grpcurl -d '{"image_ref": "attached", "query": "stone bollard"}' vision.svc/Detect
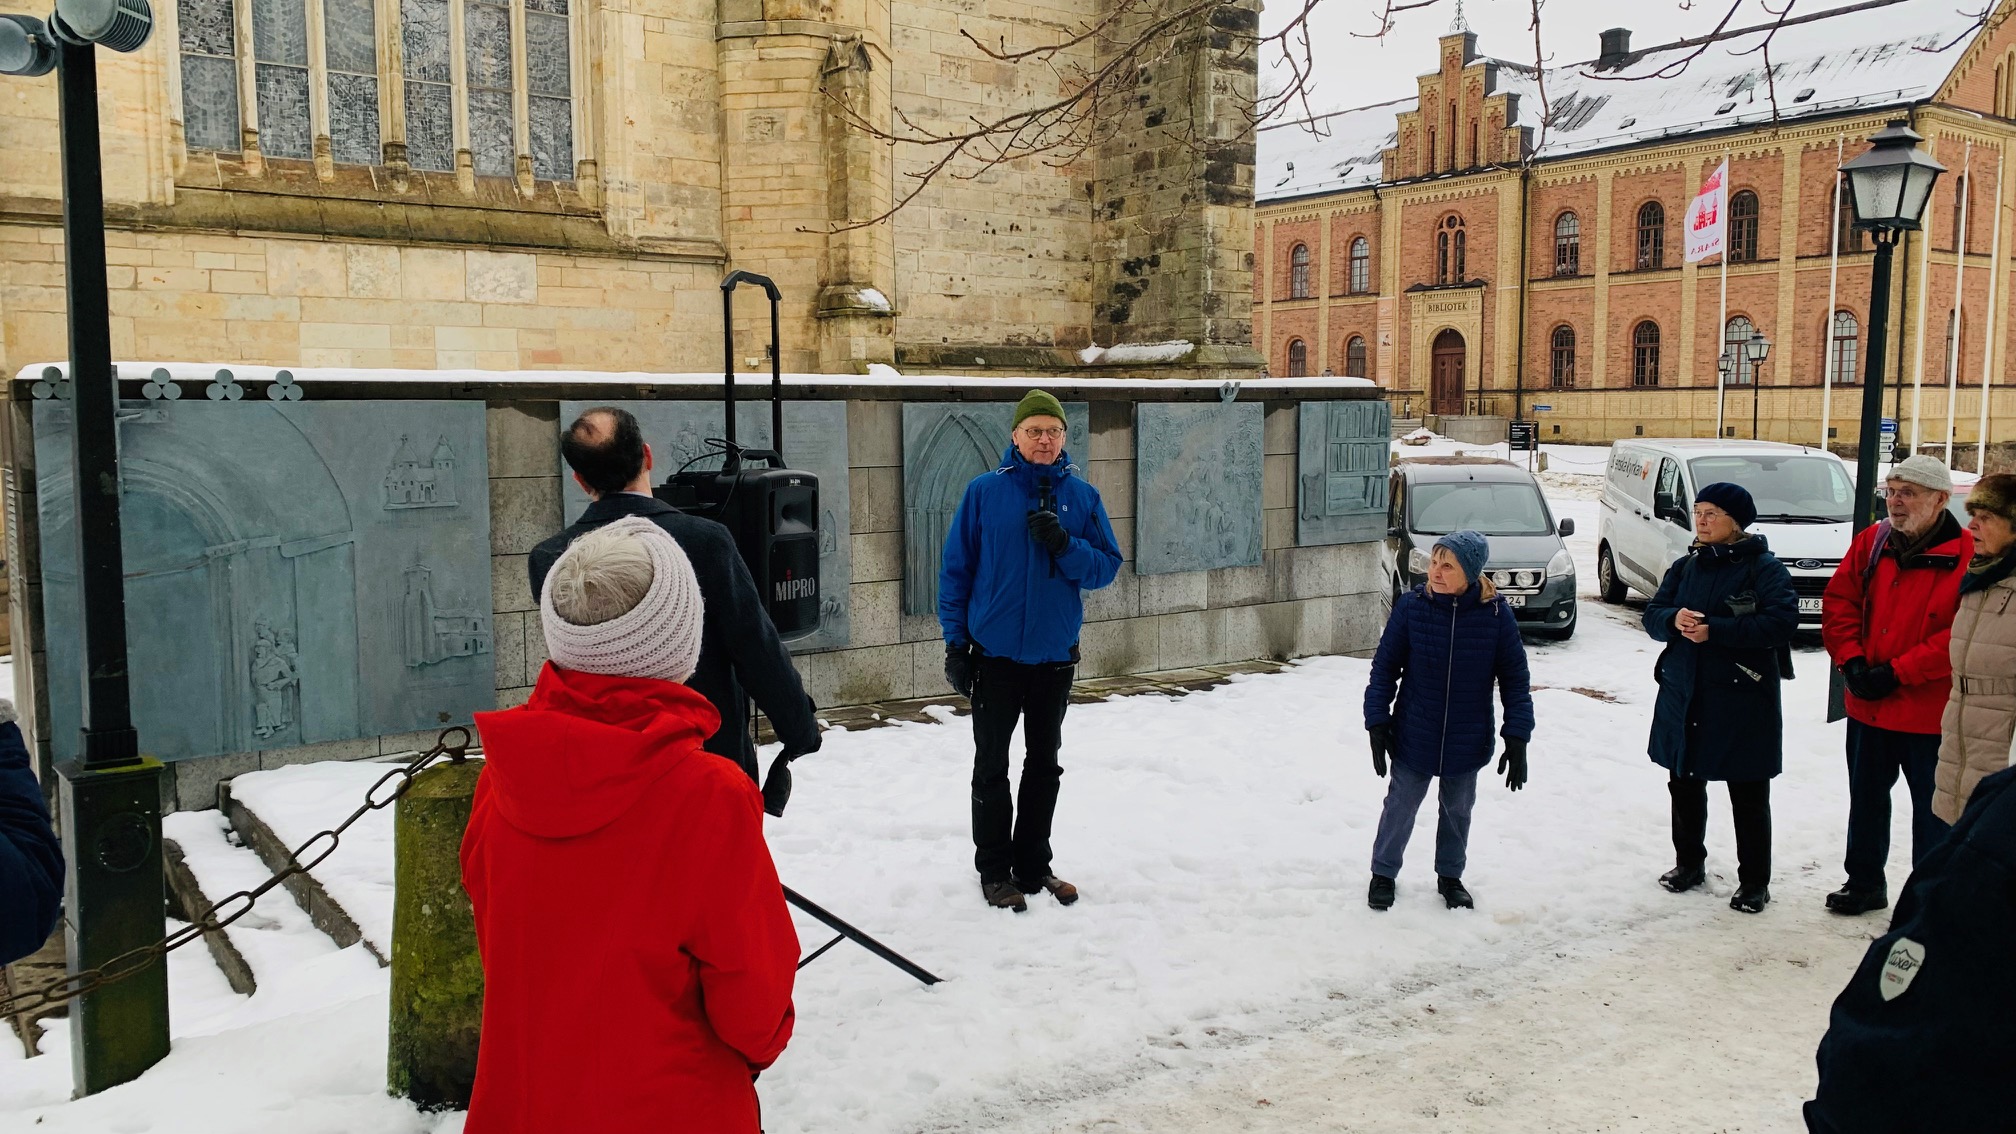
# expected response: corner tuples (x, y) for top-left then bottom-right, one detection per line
(387, 759), (485, 1110)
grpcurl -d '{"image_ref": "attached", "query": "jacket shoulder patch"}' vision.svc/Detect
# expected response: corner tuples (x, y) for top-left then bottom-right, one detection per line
(1878, 936), (1925, 1002)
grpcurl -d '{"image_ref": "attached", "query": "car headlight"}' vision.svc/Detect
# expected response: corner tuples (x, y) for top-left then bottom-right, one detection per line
(1546, 548), (1574, 578)
(1407, 547), (1431, 575)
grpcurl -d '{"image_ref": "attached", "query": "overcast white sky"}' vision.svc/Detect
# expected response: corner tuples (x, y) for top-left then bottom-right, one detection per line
(1259, 0), (1955, 116)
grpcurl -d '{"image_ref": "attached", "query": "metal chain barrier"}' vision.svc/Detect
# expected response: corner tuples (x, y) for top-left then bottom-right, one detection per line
(0, 726), (473, 1021)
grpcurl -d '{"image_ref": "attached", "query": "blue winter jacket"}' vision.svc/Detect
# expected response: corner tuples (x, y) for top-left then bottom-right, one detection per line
(0, 717), (62, 965)
(939, 446), (1123, 665)
(1364, 583), (1535, 777)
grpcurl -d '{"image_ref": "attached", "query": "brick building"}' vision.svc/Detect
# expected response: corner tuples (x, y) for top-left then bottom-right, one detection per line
(0, 0), (1263, 380)
(1256, 0), (2016, 456)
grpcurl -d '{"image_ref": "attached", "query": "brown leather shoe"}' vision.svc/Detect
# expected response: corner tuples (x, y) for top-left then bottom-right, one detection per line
(982, 880), (1028, 912)
(1017, 875), (1079, 906)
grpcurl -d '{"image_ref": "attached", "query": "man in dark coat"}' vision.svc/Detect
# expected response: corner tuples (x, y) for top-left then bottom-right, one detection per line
(1363, 529), (1534, 912)
(939, 390), (1123, 913)
(1643, 482), (1799, 913)
(0, 699), (61, 965)
(1804, 764), (2016, 1133)
(528, 407), (820, 781)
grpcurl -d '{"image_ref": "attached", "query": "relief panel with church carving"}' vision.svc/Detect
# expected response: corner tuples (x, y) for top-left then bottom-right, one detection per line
(32, 400), (495, 763)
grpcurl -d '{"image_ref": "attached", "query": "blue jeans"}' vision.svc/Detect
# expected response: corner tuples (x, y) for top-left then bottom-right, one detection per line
(1371, 762), (1480, 879)
(1843, 719), (1948, 893)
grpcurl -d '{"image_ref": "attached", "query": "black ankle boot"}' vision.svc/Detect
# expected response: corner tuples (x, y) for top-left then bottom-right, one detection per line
(1659, 865), (1706, 893)
(1367, 873), (1396, 911)
(1437, 875), (1474, 909)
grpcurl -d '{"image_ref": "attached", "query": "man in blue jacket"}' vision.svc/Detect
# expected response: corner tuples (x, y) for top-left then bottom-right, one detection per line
(0, 699), (62, 965)
(940, 391), (1122, 913)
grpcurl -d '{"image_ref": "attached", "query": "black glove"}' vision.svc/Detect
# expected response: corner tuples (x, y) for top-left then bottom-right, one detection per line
(945, 642), (977, 699)
(1856, 662), (1901, 701)
(1027, 509), (1070, 555)
(1367, 722), (1393, 777)
(1498, 737), (1528, 791)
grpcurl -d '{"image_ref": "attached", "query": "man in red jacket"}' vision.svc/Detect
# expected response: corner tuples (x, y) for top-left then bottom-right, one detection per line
(1820, 455), (1972, 916)
(464, 517), (799, 1133)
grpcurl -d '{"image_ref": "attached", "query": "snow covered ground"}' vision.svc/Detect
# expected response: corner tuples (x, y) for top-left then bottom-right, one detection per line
(0, 445), (1916, 1133)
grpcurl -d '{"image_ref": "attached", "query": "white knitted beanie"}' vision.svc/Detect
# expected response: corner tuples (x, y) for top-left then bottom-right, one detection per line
(540, 516), (705, 684)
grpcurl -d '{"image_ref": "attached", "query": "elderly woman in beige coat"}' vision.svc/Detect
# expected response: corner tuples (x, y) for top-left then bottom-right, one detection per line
(1936, 473), (2016, 823)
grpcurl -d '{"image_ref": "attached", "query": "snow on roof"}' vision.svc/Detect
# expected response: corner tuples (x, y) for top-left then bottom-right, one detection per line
(1259, 0), (1985, 204)
(11, 361), (1378, 393)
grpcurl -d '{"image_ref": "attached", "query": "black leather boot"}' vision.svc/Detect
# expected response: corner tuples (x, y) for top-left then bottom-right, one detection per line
(1437, 875), (1474, 909)
(1367, 873), (1396, 911)
(1659, 865), (1706, 893)
(1824, 885), (1888, 915)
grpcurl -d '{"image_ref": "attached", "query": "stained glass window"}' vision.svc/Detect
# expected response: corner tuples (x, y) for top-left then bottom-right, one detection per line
(324, 0), (380, 165)
(526, 0), (572, 181)
(401, 0), (453, 171)
(465, 0), (514, 177)
(253, 0), (312, 159)
(179, 0), (240, 151)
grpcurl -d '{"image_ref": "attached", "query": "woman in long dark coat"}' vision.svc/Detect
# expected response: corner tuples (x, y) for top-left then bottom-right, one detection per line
(1643, 481), (1799, 913)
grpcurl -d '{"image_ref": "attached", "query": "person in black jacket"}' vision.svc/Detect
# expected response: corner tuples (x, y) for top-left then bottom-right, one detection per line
(528, 408), (820, 781)
(1643, 481), (1799, 914)
(0, 699), (62, 966)
(1803, 763), (2016, 1134)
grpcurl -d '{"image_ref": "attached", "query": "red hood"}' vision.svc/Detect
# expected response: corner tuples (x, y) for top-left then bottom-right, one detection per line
(472, 663), (724, 839)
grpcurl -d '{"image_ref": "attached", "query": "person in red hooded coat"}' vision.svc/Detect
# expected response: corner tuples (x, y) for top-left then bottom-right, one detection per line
(463, 516), (799, 1133)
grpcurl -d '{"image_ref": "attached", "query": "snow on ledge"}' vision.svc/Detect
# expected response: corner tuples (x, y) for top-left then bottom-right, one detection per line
(1078, 340), (1195, 365)
(14, 361), (1379, 393)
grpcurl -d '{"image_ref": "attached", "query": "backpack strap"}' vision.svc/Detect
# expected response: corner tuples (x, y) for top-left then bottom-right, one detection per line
(1863, 519), (1892, 582)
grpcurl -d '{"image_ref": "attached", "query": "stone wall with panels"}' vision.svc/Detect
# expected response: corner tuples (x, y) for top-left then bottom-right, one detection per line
(3, 377), (1382, 813)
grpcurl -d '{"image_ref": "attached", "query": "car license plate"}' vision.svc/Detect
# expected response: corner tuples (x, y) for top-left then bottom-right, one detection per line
(1798, 597), (1823, 615)
(1506, 595), (1526, 607)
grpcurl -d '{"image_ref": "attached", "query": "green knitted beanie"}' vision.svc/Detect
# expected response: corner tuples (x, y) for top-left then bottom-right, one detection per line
(1012, 389), (1067, 430)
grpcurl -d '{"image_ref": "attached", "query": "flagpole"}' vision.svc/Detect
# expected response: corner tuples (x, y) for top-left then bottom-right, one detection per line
(1909, 141), (1938, 457)
(1823, 137), (1843, 452)
(1979, 147), (2004, 476)
(1716, 152), (1730, 440)
(1946, 140), (1973, 466)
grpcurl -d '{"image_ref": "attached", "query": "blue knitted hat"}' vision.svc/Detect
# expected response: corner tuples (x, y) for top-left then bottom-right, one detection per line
(1694, 481), (1757, 528)
(1433, 529), (1490, 585)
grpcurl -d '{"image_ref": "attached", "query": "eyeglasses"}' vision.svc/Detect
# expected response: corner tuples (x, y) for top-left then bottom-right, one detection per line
(1692, 507), (1729, 521)
(1019, 426), (1065, 440)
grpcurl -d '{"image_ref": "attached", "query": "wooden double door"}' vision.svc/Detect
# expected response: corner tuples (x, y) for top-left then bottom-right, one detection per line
(1430, 329), (1466, 416)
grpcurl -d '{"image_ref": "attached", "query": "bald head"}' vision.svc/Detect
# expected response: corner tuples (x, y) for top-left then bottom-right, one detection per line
(562, 407), (653, 499)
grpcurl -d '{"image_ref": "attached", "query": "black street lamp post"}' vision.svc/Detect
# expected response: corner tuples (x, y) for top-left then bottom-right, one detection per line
(1746, 332), (1771, 441)
(2, 0), (170, 1096)
(1841, 121), (1946, 532)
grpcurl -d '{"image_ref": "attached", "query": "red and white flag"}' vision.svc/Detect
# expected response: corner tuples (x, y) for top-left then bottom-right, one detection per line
(1685, 160), (1729, 263)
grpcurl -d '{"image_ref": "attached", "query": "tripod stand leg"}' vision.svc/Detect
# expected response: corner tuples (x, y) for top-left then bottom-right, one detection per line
(783, 887), (942, 986)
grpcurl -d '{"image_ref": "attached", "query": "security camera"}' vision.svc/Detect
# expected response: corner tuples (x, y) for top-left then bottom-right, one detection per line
(0, 14), (57, 76)
(49, 0), (151, 52)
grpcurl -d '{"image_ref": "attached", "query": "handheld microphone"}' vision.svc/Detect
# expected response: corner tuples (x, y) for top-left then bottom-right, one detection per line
(1038, 475), (1054, 514)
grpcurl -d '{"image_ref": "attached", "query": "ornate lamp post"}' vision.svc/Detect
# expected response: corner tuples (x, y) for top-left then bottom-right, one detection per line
(1745, 332), (1771, 440)
(2, 0), (170, 1096)
(1841, 121), (1945, 531)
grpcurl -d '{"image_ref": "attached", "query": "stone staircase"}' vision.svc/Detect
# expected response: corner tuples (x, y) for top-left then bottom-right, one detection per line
(1391, 417), (1424, 439)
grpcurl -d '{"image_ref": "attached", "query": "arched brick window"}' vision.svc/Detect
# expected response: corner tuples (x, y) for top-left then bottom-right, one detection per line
(1729, 191), (1760, 262)
(1828, 310), (1860, 386)
(1287, 338), (1309, 377)
(1436, 215), (1467, 284)
(1636, 201), (1666, 269)
(1289, 243), (1311, 299)
(1632, 320), (1661, 386)
(1836, 174), (1865, 252)
(1724, 316), (1756, 385)
(1554, 212), (1580, 276)
(1348, 237), (1370, 294)
(1344, 335), (1368, 378)
(1549, 325), (1576, 388)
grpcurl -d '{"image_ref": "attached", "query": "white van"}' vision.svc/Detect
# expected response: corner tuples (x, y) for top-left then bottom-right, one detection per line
(1597, 440), (1856, 626)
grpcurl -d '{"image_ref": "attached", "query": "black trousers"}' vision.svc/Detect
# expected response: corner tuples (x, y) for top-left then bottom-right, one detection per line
(1843, 720), (1947, 893)
(970, 655), (1075, 884)
(1670, 775), (1772, 889)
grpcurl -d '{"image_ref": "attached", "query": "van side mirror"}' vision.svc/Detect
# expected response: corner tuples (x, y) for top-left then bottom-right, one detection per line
(1557, 517), (1575, 537)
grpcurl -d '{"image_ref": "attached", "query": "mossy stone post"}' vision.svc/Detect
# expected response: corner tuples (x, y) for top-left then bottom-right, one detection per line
(387, 760), (485, 1109)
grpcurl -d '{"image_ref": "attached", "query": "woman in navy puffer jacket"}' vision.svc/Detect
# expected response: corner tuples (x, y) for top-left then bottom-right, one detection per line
(1363, 530), (1534, 911)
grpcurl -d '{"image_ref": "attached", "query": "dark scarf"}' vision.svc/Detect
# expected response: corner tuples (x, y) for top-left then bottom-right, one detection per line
(1690, 533), (1764, 562)
(1962, 550), (2016, 596)
(1887, 510), (1963, 563)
